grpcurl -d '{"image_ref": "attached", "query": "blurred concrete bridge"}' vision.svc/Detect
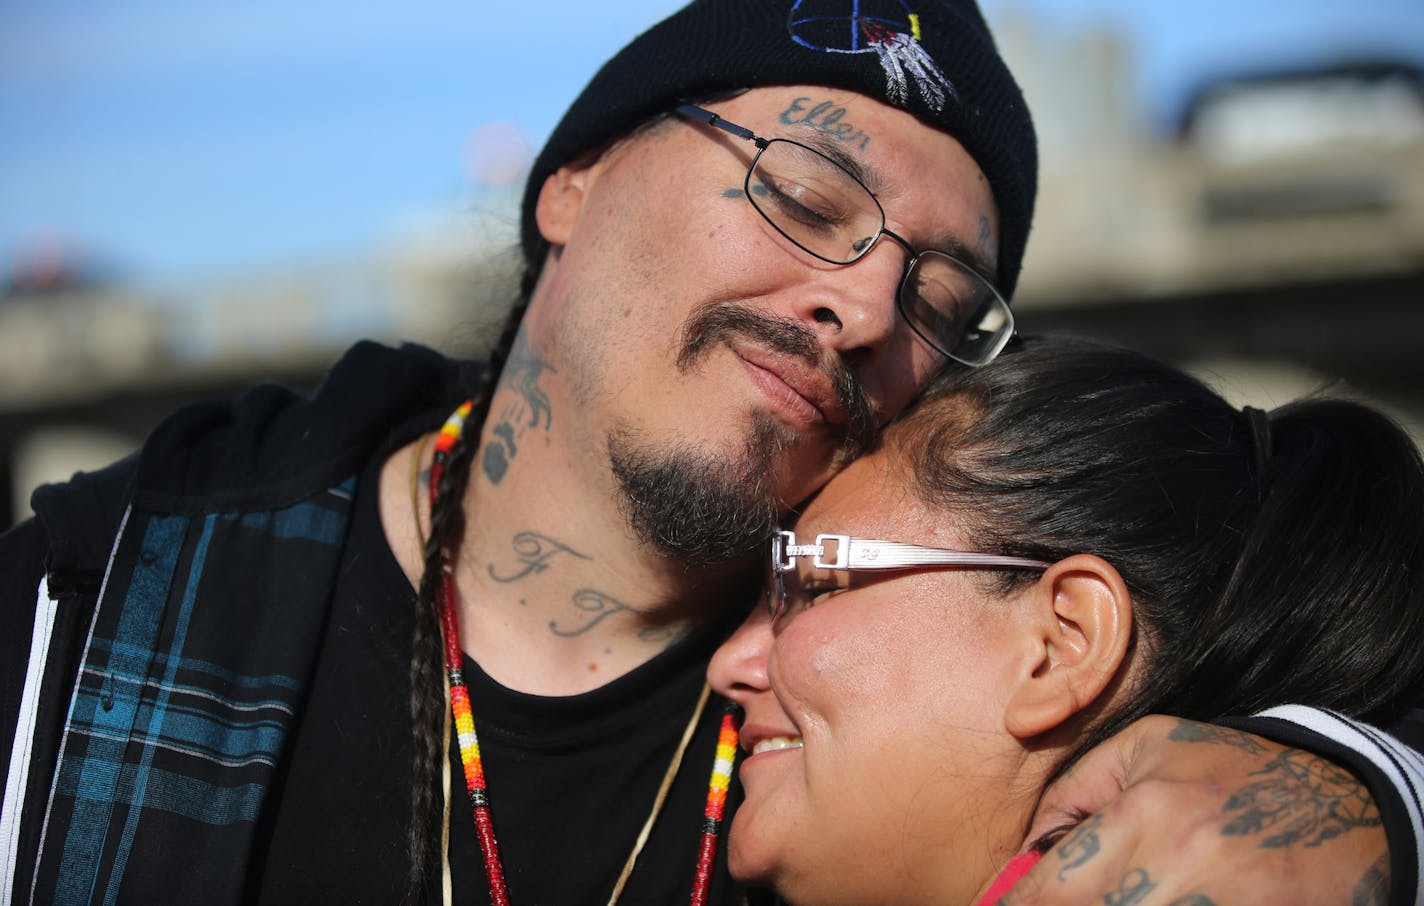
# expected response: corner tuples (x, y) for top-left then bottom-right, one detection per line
(3, 49), (1422, 525)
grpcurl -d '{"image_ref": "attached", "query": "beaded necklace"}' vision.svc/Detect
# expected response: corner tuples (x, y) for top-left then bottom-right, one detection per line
(428, 400), (739, 905)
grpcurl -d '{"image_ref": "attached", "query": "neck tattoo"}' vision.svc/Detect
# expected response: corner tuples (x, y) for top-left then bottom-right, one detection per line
(428, 400), (739, 905)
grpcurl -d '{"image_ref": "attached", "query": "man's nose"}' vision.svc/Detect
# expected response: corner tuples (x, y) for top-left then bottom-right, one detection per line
(786, 239), (906, 368)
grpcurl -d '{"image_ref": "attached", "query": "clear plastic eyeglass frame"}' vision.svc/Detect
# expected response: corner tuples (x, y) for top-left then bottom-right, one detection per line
(768, 529), (1051, 622)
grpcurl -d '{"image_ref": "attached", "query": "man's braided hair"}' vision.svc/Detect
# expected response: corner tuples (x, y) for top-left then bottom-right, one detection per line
(404, 270), (535, 902)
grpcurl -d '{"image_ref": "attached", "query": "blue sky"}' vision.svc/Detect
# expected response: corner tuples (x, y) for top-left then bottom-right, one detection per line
(3, 0), (1422, 288)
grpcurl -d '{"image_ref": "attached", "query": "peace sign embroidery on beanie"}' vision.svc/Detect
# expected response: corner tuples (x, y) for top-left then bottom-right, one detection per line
(787, 0), (957, 111)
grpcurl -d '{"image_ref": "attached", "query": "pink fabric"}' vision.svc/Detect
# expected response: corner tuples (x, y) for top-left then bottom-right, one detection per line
(974, 850), (1043, 905)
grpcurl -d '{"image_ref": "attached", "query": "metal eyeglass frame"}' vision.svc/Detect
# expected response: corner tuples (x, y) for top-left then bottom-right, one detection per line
(674, 102), (1017, 367)
(769, 529), (1051, 622)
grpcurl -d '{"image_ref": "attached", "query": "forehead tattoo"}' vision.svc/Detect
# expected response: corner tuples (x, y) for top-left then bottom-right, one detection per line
(709, 96), (999, 284)
(977, 215), (995, 268)
(774, 94), (997, 278)
(780, 95), (874, 153)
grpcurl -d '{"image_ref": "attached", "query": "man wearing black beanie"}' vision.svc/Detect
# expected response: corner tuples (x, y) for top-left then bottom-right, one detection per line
(2, 1), (1417, 904)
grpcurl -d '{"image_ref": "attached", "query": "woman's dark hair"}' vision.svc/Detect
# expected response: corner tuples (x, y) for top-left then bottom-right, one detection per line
(892, 334), (1424, 779)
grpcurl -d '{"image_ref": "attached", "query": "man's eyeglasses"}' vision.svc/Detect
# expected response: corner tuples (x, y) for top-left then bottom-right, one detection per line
(676, 103), (1017, 368)
(768, 530), (1050, 623)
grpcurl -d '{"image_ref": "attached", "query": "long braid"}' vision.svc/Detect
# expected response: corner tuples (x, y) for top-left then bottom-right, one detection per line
(406, 294), (531, 903)
(406, 115), (667, 901)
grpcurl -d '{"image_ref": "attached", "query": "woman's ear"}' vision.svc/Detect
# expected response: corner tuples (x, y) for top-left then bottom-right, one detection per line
(534, 159), (600, 247)
(1003, 554), (1134, 740)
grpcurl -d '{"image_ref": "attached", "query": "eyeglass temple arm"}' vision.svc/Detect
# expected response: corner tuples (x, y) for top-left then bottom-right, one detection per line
(777, 531), (1049, 571)
(674, 103), (764, 147)
(837, 539), (1049, 570)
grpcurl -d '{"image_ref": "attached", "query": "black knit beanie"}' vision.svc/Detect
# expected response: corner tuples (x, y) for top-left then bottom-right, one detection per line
(520, 0), (1037, 299)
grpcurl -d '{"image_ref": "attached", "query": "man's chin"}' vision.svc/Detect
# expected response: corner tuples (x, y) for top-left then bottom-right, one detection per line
(607, 421), (783, 566)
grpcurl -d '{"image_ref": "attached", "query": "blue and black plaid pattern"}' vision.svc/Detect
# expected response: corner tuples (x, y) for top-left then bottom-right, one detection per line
(31, 479), (356, 905)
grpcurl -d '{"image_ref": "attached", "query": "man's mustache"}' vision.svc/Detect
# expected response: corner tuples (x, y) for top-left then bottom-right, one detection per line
(676, 301), (878, 455)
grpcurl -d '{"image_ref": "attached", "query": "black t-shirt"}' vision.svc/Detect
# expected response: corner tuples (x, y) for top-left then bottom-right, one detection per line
(251, 424), (747, 904)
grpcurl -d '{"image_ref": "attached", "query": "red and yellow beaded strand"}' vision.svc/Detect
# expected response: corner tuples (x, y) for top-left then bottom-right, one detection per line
(690, 702), (740, 906)
(427, 400), (742, 905)
(430, 400), (510, 906)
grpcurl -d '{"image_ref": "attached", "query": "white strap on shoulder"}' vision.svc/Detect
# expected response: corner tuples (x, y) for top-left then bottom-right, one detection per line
(1, 576), (59, 906)
(1259, 704), (1424, 905)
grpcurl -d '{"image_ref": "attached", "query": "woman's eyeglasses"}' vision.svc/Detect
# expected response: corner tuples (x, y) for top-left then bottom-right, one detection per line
(769, 529), (1049, 623)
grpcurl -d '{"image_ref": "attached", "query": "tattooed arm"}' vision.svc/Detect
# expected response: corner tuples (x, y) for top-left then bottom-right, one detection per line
(999, 713), (1421, 906)
(1227, 707), (1424, 905)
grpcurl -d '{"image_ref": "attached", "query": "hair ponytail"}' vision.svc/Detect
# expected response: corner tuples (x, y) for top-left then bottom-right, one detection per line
(1185, 398), (1424, 722)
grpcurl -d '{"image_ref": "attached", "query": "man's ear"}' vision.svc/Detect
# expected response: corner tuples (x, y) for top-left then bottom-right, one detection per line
(534, 159), (600, 247)
(1003, 554), (1134, 740)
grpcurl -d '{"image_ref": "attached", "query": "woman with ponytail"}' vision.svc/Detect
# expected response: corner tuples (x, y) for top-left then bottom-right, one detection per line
(711, 334), (1424, 906)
